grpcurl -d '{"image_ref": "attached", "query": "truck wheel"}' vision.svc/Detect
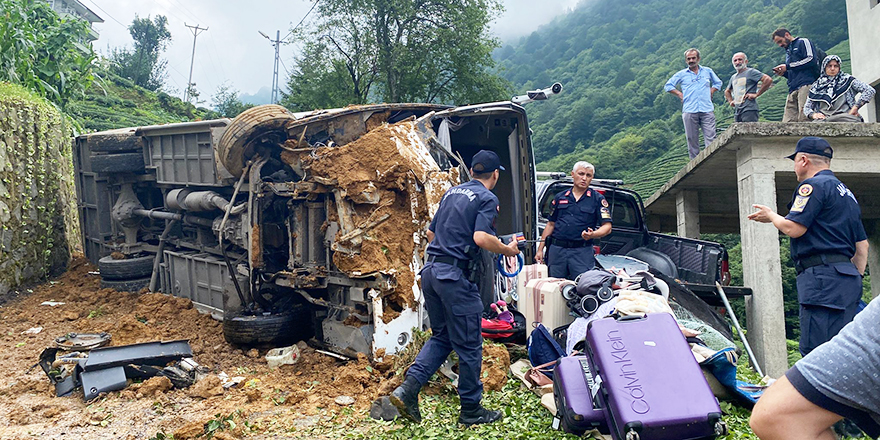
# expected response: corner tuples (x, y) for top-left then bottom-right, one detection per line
(222, 304), (311, 346)
(90, 152), (145, 174)
(86, 133), (145, 153)
(98, 255), (155, 280)
(99, 276), (151, 293)
(218, 104), (295, 178)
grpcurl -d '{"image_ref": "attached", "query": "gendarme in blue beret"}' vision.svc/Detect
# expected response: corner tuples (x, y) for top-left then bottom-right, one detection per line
(471, 150), (505, 173)
(787, 136), (833, 160)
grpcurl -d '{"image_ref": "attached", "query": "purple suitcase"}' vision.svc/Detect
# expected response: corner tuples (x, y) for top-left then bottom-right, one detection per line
(585, 313), (727, 440)
(552, 355), (608, 435)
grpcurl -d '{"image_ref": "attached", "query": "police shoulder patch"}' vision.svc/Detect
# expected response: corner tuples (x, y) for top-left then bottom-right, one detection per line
(798, 184), (813, 197)
(601, 199), (609, 208)
(790, 195), (810, 213)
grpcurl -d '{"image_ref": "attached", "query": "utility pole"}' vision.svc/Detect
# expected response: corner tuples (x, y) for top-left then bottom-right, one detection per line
(259, 30), (282, 104)
(184, 23), (208, 103)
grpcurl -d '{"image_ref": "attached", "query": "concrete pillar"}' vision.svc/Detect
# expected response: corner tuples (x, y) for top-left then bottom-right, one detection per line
(865, 220), (880, 299)
(676, 190), (701, 239)
(736, 148), (788, 379)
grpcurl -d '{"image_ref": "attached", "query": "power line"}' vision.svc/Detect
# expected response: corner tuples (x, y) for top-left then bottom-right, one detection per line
(183, 23), (208, 103)
(283, 0), (320, 42)
(79, 0), (128, 28)
(259, 30), (283, 104)
(164, 0), (203, 25)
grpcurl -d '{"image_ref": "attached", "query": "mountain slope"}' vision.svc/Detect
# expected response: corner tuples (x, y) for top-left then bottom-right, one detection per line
(496, 0), (848, 191)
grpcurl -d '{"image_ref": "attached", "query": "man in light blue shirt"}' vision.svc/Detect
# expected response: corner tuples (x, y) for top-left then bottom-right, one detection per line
(665, 48), (723, 159)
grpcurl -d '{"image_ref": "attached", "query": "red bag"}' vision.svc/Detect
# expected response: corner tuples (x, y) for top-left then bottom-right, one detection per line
(481, 318), (514, 339)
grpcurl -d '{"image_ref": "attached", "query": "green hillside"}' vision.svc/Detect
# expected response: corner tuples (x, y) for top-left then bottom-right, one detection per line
(496, 0), (849, 196)
(65, 68), (215, 133)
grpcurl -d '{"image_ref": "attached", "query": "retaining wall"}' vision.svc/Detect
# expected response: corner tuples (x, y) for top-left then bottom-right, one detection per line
(0, 83), (80, 296)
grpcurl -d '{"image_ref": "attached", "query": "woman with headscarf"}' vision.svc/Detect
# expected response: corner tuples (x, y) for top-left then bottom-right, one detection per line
(804, 55), (876, 122)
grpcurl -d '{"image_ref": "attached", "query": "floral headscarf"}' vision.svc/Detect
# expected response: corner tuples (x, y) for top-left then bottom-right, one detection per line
(808, 55), (855, 106)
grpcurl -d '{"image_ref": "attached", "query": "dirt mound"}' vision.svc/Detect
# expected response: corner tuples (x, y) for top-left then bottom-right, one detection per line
(0, 255), (517, 438)
(297, 121), (458, 319)
(482, 343), (511, 391)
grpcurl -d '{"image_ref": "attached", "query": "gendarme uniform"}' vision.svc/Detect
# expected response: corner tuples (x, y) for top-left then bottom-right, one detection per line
(546, 187), (612, 279)
(785, 138), (866, 356)
(405, 153), (501, 411)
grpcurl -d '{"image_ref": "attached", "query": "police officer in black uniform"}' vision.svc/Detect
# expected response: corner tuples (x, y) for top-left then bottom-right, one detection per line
(390, 150), (520, 426)
(749, 137), (868, 356)
(536, 161), (612, 279)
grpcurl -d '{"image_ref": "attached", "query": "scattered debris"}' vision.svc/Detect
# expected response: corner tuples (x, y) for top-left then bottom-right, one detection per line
(266, 344), (300, 368)
(22, 327), (43, 335)
(54, 332), (111, 350)
(370, 396), (402, 421)
(316, 349), (350, 361)
(40, 301), (65, 306)
(36, 338), (193, 401)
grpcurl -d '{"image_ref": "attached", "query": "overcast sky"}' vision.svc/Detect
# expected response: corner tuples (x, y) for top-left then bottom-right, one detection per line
(82, 0), (580, 104)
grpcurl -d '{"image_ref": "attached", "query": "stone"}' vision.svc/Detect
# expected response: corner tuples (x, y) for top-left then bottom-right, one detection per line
(334, 395), (355, 406)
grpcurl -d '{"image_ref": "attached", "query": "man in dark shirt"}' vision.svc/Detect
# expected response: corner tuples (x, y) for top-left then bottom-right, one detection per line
(772, 28), (821, 122)
(390, 150), (520, 426)
(536, 161), (612, 279)
(748, 137), (868, 355)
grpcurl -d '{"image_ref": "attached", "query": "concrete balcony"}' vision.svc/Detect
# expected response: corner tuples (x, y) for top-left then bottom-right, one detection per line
(643, 121), (880, 378)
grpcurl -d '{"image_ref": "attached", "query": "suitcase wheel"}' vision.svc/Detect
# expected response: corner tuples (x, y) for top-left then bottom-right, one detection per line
(625, 430), (640, 440)
(714, 420), (729, 436)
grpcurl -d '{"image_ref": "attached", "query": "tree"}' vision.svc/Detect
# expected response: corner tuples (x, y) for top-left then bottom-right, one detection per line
(211, 82), (254, 118)
(283, 0), (510, 110)
(110, 15), (171, 91)
(0, 0), (96, 107)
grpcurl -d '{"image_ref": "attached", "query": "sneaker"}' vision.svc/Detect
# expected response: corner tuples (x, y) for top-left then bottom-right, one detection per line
(459, 403), (503, 426)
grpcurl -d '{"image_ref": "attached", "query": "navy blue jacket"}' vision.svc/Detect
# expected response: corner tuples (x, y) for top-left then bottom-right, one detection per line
(426, 180), (498, 261)
(785, 170), (866, 260)
(548, 188), (612, 243)
(783, 37), (820, 93)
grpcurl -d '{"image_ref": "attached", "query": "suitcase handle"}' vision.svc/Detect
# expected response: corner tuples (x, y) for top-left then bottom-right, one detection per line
(615, 314), (647, 322)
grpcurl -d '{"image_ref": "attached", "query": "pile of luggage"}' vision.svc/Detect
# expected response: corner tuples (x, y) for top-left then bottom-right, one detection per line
(511, 263), (755, 440)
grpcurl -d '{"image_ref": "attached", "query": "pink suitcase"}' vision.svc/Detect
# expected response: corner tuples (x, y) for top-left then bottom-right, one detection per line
(524, 278), (576, 332)
(516, 263), (548, 303)
(585, 313), (727, 440)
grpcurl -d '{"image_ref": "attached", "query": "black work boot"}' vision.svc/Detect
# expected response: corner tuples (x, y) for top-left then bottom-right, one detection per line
(389, 377), (422, 423)
(459, 402), (503, 426)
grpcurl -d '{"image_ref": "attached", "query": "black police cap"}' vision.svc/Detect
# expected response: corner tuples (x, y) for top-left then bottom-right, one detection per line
(471, 150), (505, 173)
(786, 136), (833, 160)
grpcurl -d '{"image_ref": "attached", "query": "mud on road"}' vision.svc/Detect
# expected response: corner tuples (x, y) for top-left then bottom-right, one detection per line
(0, 257), (510, 439)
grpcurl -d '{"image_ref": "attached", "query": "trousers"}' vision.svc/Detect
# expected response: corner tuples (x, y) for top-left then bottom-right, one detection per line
(547, 244), (596, 281)
(406, 262), (484, 404)
(682, 112), (717, 159)
(796, 262), (863, 356)
(783, 84), (811, 122)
